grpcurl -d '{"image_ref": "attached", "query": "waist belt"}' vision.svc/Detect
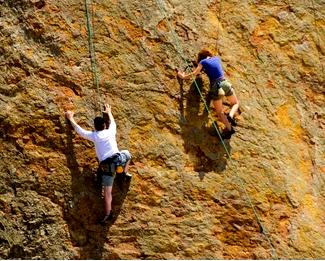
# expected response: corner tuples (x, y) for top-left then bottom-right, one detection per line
(100, 153), (120, 165)
(211, 78), (226, 86)
(99, 153), (120, 175)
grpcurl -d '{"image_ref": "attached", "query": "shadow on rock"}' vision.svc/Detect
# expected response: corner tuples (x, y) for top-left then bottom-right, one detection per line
(63, 121), (130, 259)
(178, 77), (231, 178)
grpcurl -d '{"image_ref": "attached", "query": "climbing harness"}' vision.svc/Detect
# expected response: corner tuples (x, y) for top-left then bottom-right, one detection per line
(84, 0), (102, 112)
(155, 0), (277, 258)
(98, 153), (126, 176)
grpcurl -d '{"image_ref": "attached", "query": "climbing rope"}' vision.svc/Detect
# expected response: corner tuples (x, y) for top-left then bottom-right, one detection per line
(84, 0), (102, 112)
(155, 0), (230, 154)
(155, 0), (277, 258)
(155, 0), (230, 153)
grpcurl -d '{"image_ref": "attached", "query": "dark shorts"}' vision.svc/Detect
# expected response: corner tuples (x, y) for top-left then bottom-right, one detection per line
(209, 79), (234, 100)
(102, 175), (114, 187)
(97, 150), (132, 187)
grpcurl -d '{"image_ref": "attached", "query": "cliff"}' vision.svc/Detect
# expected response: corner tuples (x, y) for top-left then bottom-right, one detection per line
(0, 0), (324, 259)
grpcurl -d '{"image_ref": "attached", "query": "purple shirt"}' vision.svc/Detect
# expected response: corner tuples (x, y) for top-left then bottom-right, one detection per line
(199, 56), (224, 82)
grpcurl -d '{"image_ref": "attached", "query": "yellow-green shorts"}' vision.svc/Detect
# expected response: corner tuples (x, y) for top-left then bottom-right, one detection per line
(209, 79), (234, 100)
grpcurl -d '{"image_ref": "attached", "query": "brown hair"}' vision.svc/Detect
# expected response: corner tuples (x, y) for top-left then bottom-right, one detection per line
(197, 49), (213, 63)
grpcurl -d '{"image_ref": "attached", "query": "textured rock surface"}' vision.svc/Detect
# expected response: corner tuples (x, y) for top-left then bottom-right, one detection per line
(0, 0), (324, 259)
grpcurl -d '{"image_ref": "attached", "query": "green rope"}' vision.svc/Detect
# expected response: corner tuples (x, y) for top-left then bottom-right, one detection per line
(84, 0), (102, 113)
(155, 0), (277, 259)
(155, 0), (230, 157)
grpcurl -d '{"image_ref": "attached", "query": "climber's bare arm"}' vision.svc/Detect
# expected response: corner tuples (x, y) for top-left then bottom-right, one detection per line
(177, 63), (203, 79)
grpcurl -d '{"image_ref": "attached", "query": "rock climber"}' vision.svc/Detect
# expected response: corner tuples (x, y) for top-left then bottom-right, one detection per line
(177, 49), (239, 139)
(65, 102), (131, 224)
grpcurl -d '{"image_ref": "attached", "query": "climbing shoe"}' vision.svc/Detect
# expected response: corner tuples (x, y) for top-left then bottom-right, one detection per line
(99, 212), (114, 225)
(221, 127), (235, 140)
(124, 172), (132, 181)
(125, 172), (132, 178)
(226, 114), (237, 127)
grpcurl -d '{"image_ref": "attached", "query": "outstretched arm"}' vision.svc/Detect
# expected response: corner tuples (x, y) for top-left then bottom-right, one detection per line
(102, 103), (116, 130)
(102, 106), (110, 129)
(65, 111), (78, 128)
(177, 63), (203, 80)
(65, 111), (94, 141)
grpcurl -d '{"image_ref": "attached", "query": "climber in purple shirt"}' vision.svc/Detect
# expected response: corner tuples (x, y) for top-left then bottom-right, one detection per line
(178, 49), (240, 139)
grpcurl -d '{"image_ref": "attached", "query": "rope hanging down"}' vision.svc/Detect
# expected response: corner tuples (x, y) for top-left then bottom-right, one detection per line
(84, 0), (102, 112)
(155, 0), (229, 154)
(155, 0), (277, 259)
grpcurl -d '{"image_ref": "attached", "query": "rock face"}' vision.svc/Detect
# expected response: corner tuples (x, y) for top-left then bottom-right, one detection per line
(0, 0), (324, 259)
